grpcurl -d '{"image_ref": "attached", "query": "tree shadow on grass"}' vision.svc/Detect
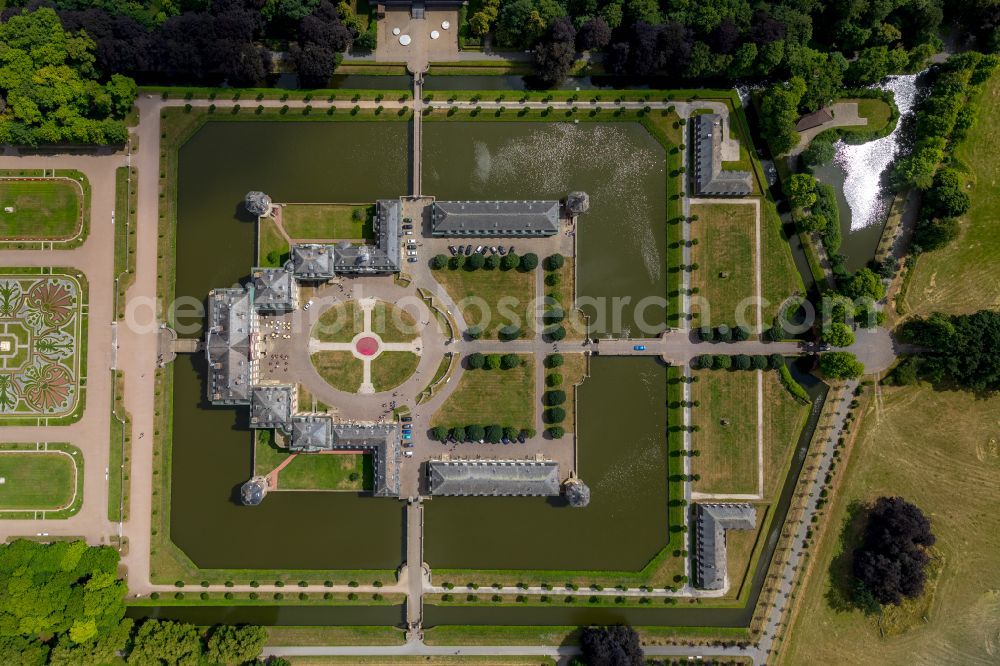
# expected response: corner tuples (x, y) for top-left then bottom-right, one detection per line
(824, 499), (871, 613)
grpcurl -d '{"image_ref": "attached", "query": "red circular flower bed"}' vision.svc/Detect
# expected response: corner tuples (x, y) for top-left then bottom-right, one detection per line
(356, 336), (379, 356)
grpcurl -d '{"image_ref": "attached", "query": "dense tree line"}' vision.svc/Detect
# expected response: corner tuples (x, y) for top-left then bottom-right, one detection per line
(578, 624), (643, 665)
(852, 496), (935, 607)
(897, 309), (1000, 394)
(0, 540), (267, 665)
(2, 0), (370, 88)
(0, 8), (135, 145)
(508, 0), (944, 86)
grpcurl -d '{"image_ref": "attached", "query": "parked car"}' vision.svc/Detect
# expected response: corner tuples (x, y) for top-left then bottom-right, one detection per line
(475, 245), (484, 254)
(404, 229), (413, 235)
(402, 432), (412, 440)
(403, 441), (413, 448)
(448, 246), (457, 255)
(401, 416), (413, 422)
(489, 246), (498, 254)
(464, 246), (472, 256)
(501, 437), (510, 444)
(303, 299), (314, 311)
(404, 450), (413, 457)
(633, 345), (646, 351)
(819, 343), (831, 352)
(407, 250), (418, 257)
(508, 245), (515, 255)
(407, 257), (418, 263)
(402, 224), (413, 230)
(517, 433), (526, 443)
(498, 246), (507, 255)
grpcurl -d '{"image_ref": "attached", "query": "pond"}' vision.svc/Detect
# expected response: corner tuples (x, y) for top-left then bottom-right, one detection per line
(170, 120), (410, 570)
(423, 121), (667, 336)
(424, 356), (669, 571)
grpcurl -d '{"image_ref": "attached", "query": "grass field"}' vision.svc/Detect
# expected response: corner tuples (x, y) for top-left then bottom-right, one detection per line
(0, 179), (81, 239)
(432, 266), (536, 338)
(313, 302), (363, 342)
(779, 384), (1000, 666)
(311, 351), (363, 393)
(370, 301), (418, 342)
(286, 657), (555, 665)
(432, 356), (534, 429)
(266, 626), (406, 647)
(254, 430), (290, 476)
(762, 369), (810, 498)
(761, 202), (806, 325)
(0, 451), (75, 510)
(845, 97), (893, 132)
(559, 353), (589, 434)
(282, 203), (374, 240)
(903, 72), (1000, 316)
(258, 217), (289, 267)
(279, 453), (372, 491)
(690, 203), (757, 329)
(370, 352), (419, 392)
(690, 370), (758, 494)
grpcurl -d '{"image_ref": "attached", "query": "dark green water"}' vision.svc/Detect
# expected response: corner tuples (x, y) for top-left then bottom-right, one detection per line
(424, 356), (668, 571)
(170, 120), (409, 570)
(423, 121), (667, 336)
(127, 604), (406, 626)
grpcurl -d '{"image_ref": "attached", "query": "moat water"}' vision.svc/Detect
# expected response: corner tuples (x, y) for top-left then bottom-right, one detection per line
(164, 118), (825, 628)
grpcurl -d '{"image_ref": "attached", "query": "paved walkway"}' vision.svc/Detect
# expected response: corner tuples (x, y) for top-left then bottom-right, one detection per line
(790, 102), (867, 156)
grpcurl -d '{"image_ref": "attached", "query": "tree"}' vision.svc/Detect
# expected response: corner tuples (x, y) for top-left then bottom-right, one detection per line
(486, 424), (504, 443)
(467, 424), (486, 441)
(785, 173), (817, 210)
(922, 168), (970, 219)
(544, 407), (566, 423)
(577, 17), (611, 51)
(818, 351), (864, 379)
(451, 426), (466, 442)
(546, 373), (562, 387)
(500, 253), (519, 270)
(546, 354), (564, 368)
(801, 133), (837, 168)
(544, 253), (565, 270)
(0, 636), (49, 666)
(914, 216), (959, 251)
(128, 620), (202, 666)
(714, 355), (732, 370)
(466, 326), (483, 341)
(579, 624), (643, 665)
(758, 77), (805, 156)
(547, 325), (567, 341)
(500, 353), (520, 369)
(900, 310), (1000, 394)
(466, 352), (485, 369)
(430, 426), (449, 442)
(697, 354), (714, 369)
(499, 325), (522, 341)
(698, 326), (715, 342)
(206, 625), (267, 665)
(467, 252), (486, 270)
(732, 325), (750, 342)
(733, 354), (752, 370)
(768, 353), (785, 369)
(484, 254), (501, 270)
(822, 322), (855, 347)
(450, 254), (466, 270)
(430, 254), (448, 269)
(520, 253), (539, 271)
(853, 497), (935, 606)
(751, 354), (768, 370)
(841, 267), (886, 302)
(544, 390), (566, 406)
(503, 426), (519, 440)
(486, 354), (502, 370)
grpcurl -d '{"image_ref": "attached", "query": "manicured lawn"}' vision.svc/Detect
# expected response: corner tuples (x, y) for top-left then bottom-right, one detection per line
(778, 385), (1000, 665)
(546, 258), (586, 339)
(258, 217), (289, 267)
(266, 626), (406, 647)
(0, 179), (80, 239)
(432, 355), (535, 428)
(0, 452), (75, 510)
(847, 97), (893, 132)
(763, 369), (810, 498)
(313, 302), (363, 342)
(282, 203), (374, 240)
(254, 430), (291, 477)
(279, 453), (372, 491)
(725, 504), (768, 598)
(690, 203), (757, 329)
(370, 352), (419, 392)
(690, 370), (758, 495)
(761, 202), (806, 325)
(371, 301), (418, 342)
(904, 71), (1000, 317)
(432, 266), (536, 338)
(558, 353), (588, 433)
(311, 351), (363, 393)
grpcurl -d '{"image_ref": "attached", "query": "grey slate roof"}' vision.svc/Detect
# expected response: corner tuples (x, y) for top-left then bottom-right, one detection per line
(794, 108), (834, 131)
(693, 503), (757, 590)
(249, 385), (295, 430)
(291, 244), (336, 280)
(288, 416), (401, 497)
(251, 267), (297, 312)
(692, 114), (753, 197)
(426, 459), (561, 497)
(205, 287), (256, 404)
(430, 200), (560, 236)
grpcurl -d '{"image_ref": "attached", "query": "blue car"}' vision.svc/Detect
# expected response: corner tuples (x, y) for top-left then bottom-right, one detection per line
(633, 344), (646, 351)
(402, 433), (412, 440)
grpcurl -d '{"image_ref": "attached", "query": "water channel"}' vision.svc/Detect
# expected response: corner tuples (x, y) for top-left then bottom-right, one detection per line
(161, 115), (830, 628)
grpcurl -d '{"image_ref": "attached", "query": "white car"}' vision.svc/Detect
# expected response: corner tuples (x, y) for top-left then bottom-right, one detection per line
(407, 250), (418, 256)
(404, 451), (413, 457)
(303, 299), (314, 310)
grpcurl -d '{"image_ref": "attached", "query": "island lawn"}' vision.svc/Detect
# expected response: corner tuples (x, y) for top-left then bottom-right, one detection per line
(258, 217), (289, 267)
(690, 203), (757, 329)
(282, 203), (374, 240)
(279, 452), (372, 491)
(311, 351), (363, 393)
(370, 301), (419, 342)
(431, 355), (535, 429)
(0, 179), (80, 239)
(432, 266), (536, 338)
(370, 352), (419, 392)
(690, 370), (758, 495)
(0, 452), (75, 510)
(313, 302), (364, 342)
